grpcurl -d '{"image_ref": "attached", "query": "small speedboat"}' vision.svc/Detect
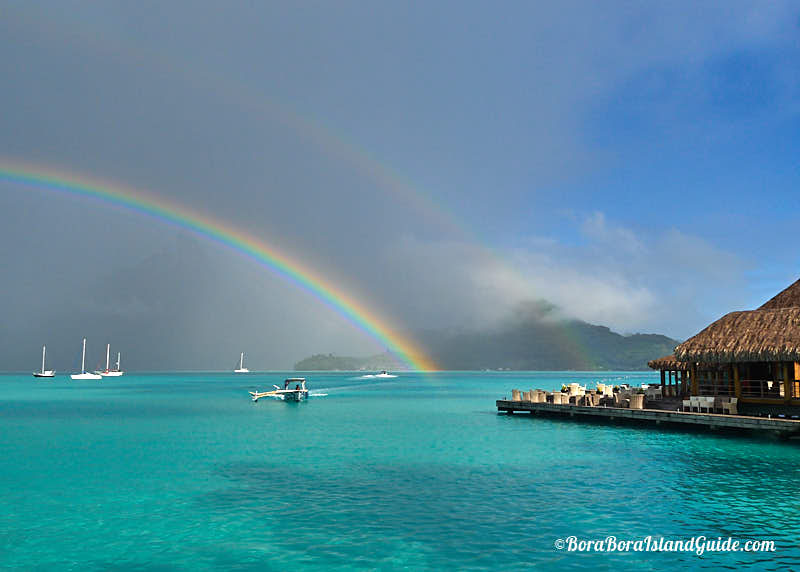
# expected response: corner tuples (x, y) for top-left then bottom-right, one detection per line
(374, 370), (396, 378)
(250, 378), (309, 402)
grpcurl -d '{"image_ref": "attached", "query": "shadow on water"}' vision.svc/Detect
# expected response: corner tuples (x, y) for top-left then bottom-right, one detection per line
(497, 408), (800, 445)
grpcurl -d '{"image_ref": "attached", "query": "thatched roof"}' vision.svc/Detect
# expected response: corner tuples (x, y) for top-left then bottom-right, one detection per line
(647, 355), (690, 371)
(647, 354), (727, 371)
(674, 307), (800, 363)
(758, 278), (800, 310)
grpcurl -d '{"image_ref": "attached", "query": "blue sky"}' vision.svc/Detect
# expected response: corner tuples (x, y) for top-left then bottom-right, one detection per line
(1, 2), (799, 367)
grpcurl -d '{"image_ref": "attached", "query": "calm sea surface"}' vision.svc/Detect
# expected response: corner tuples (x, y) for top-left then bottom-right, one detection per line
(0, 371), (798, 570)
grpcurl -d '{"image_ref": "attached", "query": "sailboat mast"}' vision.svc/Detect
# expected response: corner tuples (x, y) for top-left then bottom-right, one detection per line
(106, 344), (110, 371)
(42, 345), (46, 374)
(116, 352), (121, 370)
(81, 338), (86, 373)
(240, 352), (244, 370)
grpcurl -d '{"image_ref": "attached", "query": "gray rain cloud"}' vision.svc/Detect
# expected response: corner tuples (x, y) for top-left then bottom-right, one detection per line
(1, 2), (798, 369)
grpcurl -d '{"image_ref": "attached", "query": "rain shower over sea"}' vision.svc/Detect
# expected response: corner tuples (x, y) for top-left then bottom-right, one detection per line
(1, 370), (798, 570)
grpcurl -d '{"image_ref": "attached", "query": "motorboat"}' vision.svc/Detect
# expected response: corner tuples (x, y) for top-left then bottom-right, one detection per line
(360, 370), (397, 379)
(250, 377), (309, 402)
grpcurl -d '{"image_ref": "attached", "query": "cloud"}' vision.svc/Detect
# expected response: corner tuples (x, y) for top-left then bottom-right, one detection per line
(380, 212), (748, 339)
(0, 3), (796, 369)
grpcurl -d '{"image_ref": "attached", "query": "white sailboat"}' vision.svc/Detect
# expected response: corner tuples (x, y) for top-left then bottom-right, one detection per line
(97, 344), (124, 377)
(32, 345), (55, 378)
(70, 338), (102, 380)
(234, 352), (250, 373)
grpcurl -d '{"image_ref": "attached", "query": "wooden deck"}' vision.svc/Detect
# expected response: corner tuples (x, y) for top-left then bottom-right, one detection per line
(496, 400), (800, 439)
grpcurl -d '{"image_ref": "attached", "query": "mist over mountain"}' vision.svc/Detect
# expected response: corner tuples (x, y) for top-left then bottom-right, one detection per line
(297, 301), (680, 371)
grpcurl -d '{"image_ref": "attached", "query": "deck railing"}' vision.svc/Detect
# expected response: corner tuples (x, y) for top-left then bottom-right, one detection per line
(740, 379), (784, 399)
(697, 382), (732, 397)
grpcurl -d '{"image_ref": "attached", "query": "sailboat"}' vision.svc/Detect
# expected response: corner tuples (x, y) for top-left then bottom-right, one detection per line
(234, 352), (250, 373)
(97, 344), (124, 377)
(32, 345), (55, 378)
(70, 338), (102, 380)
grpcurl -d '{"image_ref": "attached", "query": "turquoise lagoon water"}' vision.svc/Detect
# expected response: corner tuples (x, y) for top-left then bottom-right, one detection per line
(1, 370), (799, 570)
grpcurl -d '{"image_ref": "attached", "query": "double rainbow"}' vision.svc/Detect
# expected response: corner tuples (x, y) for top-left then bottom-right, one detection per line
(0, 162), (436, 371)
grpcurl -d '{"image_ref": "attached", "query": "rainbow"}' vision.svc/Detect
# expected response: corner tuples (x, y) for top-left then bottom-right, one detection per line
(0, 161), (437, 371)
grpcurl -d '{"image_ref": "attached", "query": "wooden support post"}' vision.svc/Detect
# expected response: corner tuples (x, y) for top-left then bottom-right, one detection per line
(784, 362), (793, 403)
(661, 369), (665, 394)
(733, 364), (741, 399)
(691, 364), (698, 396)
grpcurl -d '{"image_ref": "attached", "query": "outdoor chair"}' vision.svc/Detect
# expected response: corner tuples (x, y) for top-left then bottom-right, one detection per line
(682, 399), (691, 412)
(568, 383), (585, 397)
(552, 392), (563, 405)
(722, 398), (738, 415)
(645, 386), (663, 401)
(511, 389), (521, 402)
(629, 393), (645, 410)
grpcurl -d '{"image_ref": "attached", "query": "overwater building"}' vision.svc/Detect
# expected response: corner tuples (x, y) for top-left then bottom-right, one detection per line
(649, 278), (800, 409)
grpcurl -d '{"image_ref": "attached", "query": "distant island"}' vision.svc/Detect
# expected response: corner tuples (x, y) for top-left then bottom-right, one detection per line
(295, 301), (680, 371)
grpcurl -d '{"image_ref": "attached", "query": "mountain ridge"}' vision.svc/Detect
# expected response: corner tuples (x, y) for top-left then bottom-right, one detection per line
(295, 306), (679, 371)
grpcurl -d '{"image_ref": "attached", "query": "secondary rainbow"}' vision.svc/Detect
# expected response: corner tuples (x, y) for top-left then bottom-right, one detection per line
(0, 162), (436, 371)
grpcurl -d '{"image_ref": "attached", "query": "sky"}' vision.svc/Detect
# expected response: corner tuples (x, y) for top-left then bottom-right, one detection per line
(2, 1), (800, 370)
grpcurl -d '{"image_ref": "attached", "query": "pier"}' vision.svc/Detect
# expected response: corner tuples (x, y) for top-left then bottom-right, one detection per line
(496, 400), (800, 439)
